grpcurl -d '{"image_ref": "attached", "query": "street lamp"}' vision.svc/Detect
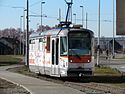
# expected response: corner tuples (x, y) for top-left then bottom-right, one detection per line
(97, 0), (101, 66)
(20, 16), (23, 55)
(41, 1), (45, 31)
(73, 13), (76, 24)
(80, 6), (84, 27)
(23, 9), (27, 56)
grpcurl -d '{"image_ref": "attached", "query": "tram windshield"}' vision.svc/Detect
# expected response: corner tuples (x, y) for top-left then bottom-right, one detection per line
(60, 36), (68, 56)
(68, 31), (91, 56)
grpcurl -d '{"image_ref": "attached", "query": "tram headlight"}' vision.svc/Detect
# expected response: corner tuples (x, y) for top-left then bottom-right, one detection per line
(88, 60), (90, 63)
(70, 60), (73, 63)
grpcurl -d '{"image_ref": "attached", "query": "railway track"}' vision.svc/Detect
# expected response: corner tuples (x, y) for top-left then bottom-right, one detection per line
(64, 82), (125, 94)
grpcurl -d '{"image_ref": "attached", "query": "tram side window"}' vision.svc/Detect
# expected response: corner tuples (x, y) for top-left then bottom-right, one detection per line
(29, 39), (35, 51)
(39, 38), (43, 51)
(46, 36), (50, 52)
(39, 38), (43, 42)
(60, 37), (67, 56)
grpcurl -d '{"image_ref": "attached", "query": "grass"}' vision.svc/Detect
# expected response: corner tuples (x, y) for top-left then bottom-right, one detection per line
(114, 57), (125, 60)
(0, 55), (23, 66)
(113, 83), (125, 88)
(94, 66), (125, 88)
(94, 66), (121, 76)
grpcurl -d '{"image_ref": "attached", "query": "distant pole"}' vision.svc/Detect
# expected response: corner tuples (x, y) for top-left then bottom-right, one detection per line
(41, 1), (45, 31)
(23, 9), (26, 56)
(20, 16), (23, 55)
(59, 8), (61, 23)
(86, 12), (88, 29)
(71, 0), (73, 22)
(80, 6), (84, 27)
(112, 0), (115, 58)
(73, 13), (76, 24)
(26, 0), (29, 67)
(97, 0), (101, 66)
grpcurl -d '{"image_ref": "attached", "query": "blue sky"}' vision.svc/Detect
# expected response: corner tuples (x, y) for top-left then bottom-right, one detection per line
(0, 0), (116, 37)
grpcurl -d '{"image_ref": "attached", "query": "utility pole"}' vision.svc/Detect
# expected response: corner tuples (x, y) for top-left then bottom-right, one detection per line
(112, 0), (115, 58)
(26, 0), (29, 67)
(97, 0), (101, 66)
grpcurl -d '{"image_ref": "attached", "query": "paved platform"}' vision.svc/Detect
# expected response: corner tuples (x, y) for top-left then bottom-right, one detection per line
(0, 65), (85, 94)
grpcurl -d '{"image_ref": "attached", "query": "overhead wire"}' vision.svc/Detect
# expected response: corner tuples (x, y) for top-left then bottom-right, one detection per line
(0, 4), (12, 8)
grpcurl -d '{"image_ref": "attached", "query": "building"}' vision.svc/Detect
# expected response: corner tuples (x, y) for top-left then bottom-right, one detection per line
(95, 37), (125, 53)
(0, 37), (24, 55)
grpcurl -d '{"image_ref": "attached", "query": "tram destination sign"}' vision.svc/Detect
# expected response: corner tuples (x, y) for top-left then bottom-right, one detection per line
(116, 0), (125, 35)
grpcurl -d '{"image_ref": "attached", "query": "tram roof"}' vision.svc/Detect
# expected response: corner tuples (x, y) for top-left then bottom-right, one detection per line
(29, 27), (93, 38)
(40, 28), (69, 36)
(29, 31), (41, 38)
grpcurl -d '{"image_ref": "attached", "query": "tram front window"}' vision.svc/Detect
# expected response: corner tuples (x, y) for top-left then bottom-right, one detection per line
(60, 36), (68, 56)
(68, 32), (91, 56)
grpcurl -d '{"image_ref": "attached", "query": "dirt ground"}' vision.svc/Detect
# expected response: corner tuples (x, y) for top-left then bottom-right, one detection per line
(0, 76), (30, 94)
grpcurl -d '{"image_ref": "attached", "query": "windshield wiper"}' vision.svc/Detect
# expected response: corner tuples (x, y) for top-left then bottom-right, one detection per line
(70, 49), (81, 60)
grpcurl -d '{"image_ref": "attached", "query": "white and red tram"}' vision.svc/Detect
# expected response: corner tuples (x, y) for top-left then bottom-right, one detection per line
(29, 25), (95, 77)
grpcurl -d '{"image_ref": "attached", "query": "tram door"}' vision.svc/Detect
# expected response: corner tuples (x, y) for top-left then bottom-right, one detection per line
(51, 38), (59, 75)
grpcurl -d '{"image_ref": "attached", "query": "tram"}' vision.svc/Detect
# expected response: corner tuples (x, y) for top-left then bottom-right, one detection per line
(29, 24), (95, 77)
